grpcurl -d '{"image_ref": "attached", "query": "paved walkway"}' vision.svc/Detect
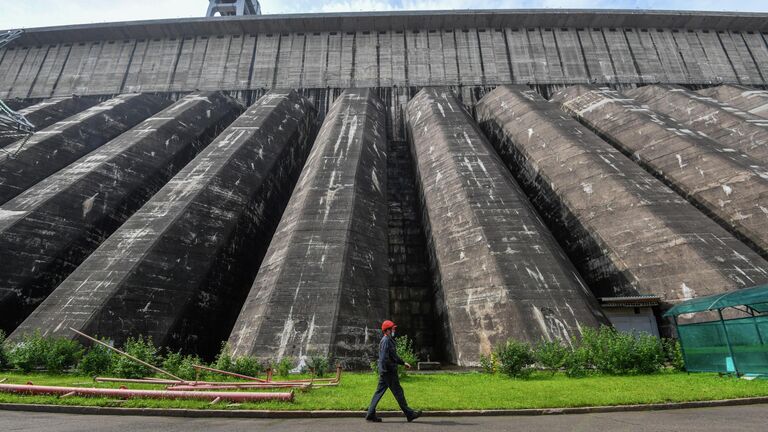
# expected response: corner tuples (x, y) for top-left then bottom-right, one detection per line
(1, 404), (767, 431)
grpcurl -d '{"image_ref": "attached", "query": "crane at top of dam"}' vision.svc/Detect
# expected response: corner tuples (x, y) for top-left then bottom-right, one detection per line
(206, 0), (261, 17)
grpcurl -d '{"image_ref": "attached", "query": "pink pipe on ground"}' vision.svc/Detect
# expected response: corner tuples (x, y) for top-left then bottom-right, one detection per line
(167, 384), (309, 391)
(0, 384), (293, 402)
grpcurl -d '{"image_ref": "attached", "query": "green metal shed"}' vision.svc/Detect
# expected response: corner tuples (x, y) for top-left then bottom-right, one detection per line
(664, 285), (768, 376)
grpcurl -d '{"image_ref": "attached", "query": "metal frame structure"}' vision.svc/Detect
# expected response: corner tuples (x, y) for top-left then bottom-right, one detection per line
(665, 285), (768, 377)
(0, 30), (35, 138)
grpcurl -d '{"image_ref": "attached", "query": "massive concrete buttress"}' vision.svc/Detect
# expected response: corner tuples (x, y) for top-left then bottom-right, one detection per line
(10, 91), (317, 356)
(228, 89), (388, 367)
(406, 88), (607, 366)
(0, 96), (101, 147)
(476, 86), (768, 317)
(552, 85), (768, 261)
(0, 92), (242, 334)
(626, 85), (768, 161)
(697, 85), (768, 120)
(0, 94), (170, 205)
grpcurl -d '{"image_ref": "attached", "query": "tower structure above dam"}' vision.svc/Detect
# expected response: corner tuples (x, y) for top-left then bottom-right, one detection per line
(3, 8), (768, 367)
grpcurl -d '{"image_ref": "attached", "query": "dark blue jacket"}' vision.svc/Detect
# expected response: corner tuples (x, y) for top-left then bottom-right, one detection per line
(377, 334), (404, 374)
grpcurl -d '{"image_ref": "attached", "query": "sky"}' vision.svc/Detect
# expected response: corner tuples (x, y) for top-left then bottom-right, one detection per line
(1, 0), (767, 30)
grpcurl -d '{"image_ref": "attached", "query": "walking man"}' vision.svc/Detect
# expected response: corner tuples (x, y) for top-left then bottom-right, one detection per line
(365, 320), (422, 423)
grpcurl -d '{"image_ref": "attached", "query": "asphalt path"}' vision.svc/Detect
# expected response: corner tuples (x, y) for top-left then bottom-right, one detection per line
(1, 404), (767, 431)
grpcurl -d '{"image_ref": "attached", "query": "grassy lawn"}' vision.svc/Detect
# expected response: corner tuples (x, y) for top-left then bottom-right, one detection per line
(1, 371), (767, 411)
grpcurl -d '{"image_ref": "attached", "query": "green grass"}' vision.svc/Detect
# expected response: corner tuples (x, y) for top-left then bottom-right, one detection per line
(1, 371), (768, 411)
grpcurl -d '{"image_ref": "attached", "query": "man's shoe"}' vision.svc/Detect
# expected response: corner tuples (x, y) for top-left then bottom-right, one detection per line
(406, 410), (422, 422)
(365, 415), (383, 422)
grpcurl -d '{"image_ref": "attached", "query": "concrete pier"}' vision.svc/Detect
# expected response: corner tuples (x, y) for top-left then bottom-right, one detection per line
(552, 85), (768, 261)
(406, 88), (607, 365)
(0, 92), (242, 334)
(228, 89), (388, 368)
(0, 94), (170, 205)
(0, 96), (101, 147)
(476, 86), (768, 317)
(697, 85), (768, 119)
(10, 91), (317, 356)
(626, 85), (768, 161)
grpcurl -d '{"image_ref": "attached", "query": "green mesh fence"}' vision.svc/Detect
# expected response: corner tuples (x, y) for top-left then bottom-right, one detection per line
(677, 315), (768, 374)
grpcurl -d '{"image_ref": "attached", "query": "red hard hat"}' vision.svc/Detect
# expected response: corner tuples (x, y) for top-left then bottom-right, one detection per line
(381, 320), (397, 332)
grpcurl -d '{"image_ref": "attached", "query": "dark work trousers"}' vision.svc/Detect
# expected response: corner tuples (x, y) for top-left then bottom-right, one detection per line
(366, 371), (415, 418)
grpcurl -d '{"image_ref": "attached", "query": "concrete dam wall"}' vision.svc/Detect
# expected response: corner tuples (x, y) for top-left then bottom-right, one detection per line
(3, 9), (768, 367)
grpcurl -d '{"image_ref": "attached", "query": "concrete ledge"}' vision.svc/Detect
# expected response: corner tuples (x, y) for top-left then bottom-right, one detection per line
(2, 397), (768, 418)
(8, 9), (768, 46)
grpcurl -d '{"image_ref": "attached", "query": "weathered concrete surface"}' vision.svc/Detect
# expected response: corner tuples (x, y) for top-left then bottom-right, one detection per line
(476, 86), (768, 317)
(0, 92), (242, 334)
(406, 88), (606, 365)
(698, 85), (768, 119)
(626, 85), (768, 161)
(552, 85), (768, 261)
(0, 96), (101, 147)
(3, 11), (768, 96)
(10, 91), (317, 356)
(0, 94), (170, 205)
(228, 89), (387, 367)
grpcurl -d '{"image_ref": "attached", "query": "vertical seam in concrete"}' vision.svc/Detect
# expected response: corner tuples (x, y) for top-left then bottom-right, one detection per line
(620, 29), (644, 84)
(452, 30), (461, 85)
(738, 32), (767, 84)
(271, 34), (282, 89)
(221, 36), (235, 90)
(401, 31), (409, 87)
(578, 30), (597, 83)
(376, 32), (381, 88)
(246, 34), (258, 92)
(644, 30), (665, 84)
(119, 40), (139, 94)
(501, 27), (515, 84)
(426, 31), (433, 86)
(716, 31), (742, 84)
(350, 33), (356, 88)
(693, 31), (718, 83)
(761, 32), (768, 85)
(324, 33), (330, 89)
(550, 29), (567, 85)
(298, 33), (307, 89)
(49, 44), (72, 98)
(474, 29), (487, 86)
(573, 30), (590, 81)
(195, 37), (211, 90)
(669, 31), (693, 83)
(7, 47), (31, 96)
(597, 29), (619, 85)
(25, 45), (52, 99)
(170, 37), (194, 92)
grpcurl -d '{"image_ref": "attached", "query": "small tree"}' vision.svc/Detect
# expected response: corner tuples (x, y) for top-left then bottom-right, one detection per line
(494, 340), (534, 378)
(7, 331), (49, 373)
(534, 339), (570, 375)
(305, 353), (329, 378)
(79, 342), (114, 376)
(45, 338), (83, 373)
(479, 352), (498, 374)
(232, 356), (263, 378)
(396, 335), (419, 377)
(112, 336), (158, 378)
(0, 330), (8, 370)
